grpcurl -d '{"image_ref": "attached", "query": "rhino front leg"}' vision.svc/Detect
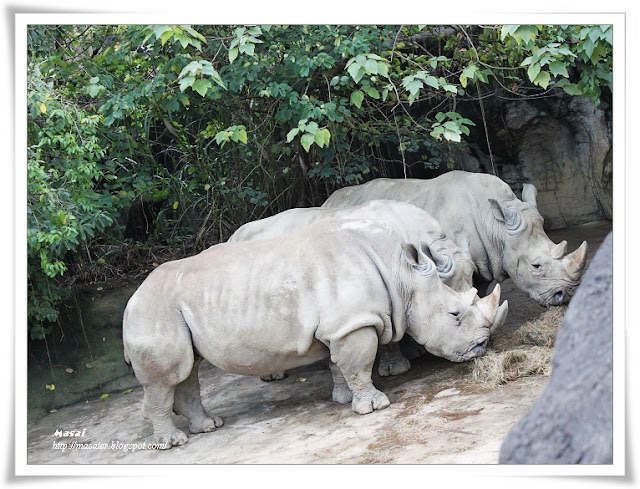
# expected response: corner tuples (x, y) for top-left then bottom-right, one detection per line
(173, 357), (223, 434)
(330, 327), (390, 415)
(378, 342), (411, 377)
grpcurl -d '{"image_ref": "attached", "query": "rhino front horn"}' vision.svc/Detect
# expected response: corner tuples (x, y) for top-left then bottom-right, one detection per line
(562, 241), (588, 281)
(476, 283), (501, 323)
(490, 300), (509, 334)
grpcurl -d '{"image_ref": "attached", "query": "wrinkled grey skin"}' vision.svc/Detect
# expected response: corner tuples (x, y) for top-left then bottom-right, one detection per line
(323, 171), (588, 308)
(229, 200), (500, 379)
(123, 219), (501, 449)
(230, 200), (476, 294)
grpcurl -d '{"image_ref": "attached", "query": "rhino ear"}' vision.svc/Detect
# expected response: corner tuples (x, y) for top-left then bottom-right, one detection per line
(403, 243), (436, 275)
(522, 183), (538, 210)
(489, 199), (524, 235)
(425, 240), (456, 280)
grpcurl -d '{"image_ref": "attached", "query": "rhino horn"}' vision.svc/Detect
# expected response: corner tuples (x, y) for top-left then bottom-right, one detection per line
(562, 241), (588, 281)
(461, 287), (478, 306)
(551, 240), (568, 260)
(476, 283), (501, 323)
(490, 300), (509, 334)
(522, 183), (538, 209)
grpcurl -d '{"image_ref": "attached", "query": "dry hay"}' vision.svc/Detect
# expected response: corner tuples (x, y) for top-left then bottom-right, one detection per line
(469, 306), (567, 386)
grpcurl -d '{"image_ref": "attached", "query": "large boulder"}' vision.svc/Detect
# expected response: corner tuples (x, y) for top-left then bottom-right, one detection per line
(499, 231), (613, 464)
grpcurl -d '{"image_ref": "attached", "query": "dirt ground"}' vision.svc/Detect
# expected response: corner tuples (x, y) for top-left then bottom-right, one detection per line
(24, 221), (612, 466)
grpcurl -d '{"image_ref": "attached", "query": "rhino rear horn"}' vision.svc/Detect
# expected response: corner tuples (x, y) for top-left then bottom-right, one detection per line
(522, 183), (538, 209)
(551, 240), (568, 260)
(459, 287), (478, 306)
(476, 283), (501, 323)
(562, 241), (588, 281)
(490, 300), (509, 334)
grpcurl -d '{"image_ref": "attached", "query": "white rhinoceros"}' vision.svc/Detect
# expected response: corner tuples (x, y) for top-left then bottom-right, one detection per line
(229, 200), (507, 378)
(322, 171), (588, 307)
(123, 218), (502, 449)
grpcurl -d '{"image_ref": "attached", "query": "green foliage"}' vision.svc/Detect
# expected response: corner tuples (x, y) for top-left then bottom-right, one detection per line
(500, 24), (612, 104)
(26, 24), (612, 339)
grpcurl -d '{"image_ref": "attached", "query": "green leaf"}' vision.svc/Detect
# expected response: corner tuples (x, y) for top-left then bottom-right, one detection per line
(533, 70), (551, 89)
(377, 61), (389, 78)
(435, 112), (446, 123)
(192, 79), (212, 97)
(178, 61), (201, 79)
(425, 75), (439, 89)
(527, 63), (541, 82)
(305, 121), (319, 134)
(549, 61), (569, 78)
(350, 90), (364, 108)
(364, 58), (378, 74)
(286, 127), (300, 143)
(300, 133), (315, 152)
(367, 87), (380, 99)
(405, 79), (423, 95)
(237, 128), (248, 144)
(229, 47), (239, 63)
(562, 83), (582, 95)
(179, 75), (195, 92)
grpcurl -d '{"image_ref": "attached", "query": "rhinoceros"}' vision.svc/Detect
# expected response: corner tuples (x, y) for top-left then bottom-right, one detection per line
(323, 171), (588, 307)
(229, 200), (507, 378)
(123, 218), (502, 449)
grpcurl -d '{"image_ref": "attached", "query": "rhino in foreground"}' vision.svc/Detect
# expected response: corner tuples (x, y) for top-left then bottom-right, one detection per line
(123, 219), (502, 449)
(323, 171), (588, 307)
(230, 200), (507, 378)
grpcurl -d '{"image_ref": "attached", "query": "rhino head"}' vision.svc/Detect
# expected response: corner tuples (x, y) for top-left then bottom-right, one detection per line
(403, 242), (507, 362)
(488, 183), (588, 307)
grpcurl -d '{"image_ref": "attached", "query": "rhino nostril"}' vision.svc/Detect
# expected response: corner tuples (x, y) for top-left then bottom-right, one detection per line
(553, 291), (564, 304)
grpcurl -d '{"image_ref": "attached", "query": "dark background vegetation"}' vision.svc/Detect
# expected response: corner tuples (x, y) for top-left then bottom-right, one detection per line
(26, 24), (612, 343)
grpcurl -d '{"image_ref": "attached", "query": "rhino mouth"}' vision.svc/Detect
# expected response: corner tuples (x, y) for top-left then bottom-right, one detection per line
(462, 339), (489, 361)
(538, 286), (576, 307)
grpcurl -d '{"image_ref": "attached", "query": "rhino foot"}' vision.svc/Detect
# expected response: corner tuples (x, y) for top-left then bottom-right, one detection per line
(148, 429), (189, 450)
(378, 353), (411, 377)
(189, 415), (224, 434)
(352, 389), (390, 415)
(332, 383), (353, 404)
(260, 372), (288, 382)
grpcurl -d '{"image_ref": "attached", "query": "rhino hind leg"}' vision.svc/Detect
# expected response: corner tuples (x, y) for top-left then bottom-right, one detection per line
(329, 361), (352, 404)
(142, 383), (189, 449)
(173, 357), (223, 434)
(330, 327), (390, 415)
(378, 342), (411, 377)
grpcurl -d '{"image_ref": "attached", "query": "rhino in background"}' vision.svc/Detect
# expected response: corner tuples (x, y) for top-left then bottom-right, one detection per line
(323, 171), (588, 307)
(229, 200), (508, 378)
(123, 219), (502, 449)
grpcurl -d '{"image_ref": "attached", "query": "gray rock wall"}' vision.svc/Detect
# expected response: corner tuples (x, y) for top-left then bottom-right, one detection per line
(499, 231), (613, 464)
(453, 91), (612, 229)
